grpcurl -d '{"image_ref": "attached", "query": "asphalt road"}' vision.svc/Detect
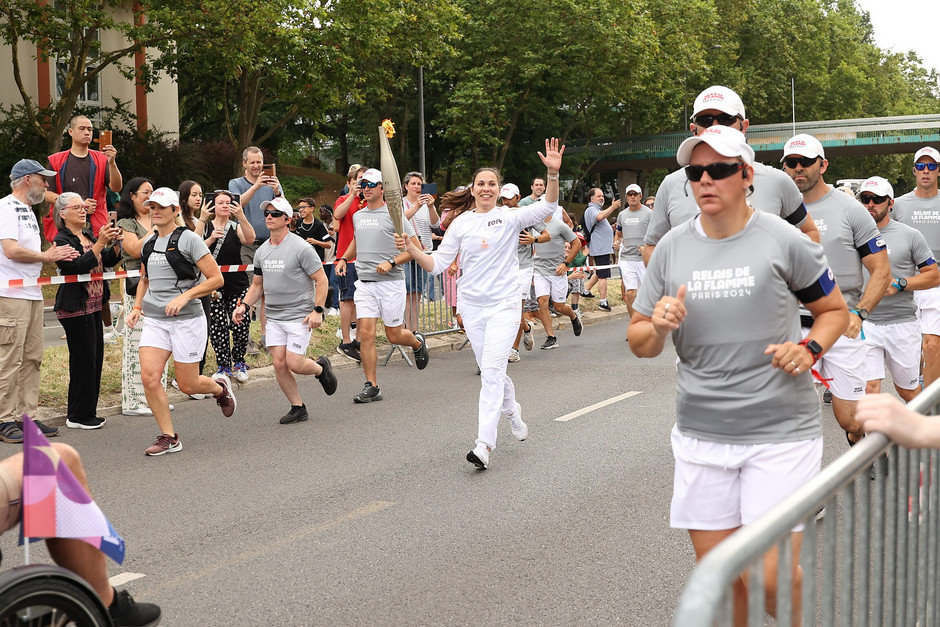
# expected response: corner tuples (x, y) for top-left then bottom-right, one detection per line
(1, 315), (851, 626)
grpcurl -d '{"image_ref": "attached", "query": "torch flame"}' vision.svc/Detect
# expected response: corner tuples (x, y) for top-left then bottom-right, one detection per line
(382, 119), (396, 138)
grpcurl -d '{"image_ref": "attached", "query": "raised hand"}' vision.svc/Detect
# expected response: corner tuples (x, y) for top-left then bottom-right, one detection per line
(537, 137), (565, 173)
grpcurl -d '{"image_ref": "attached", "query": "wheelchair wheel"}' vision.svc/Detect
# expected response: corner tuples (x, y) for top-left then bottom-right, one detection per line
(0, 565), (111, 627)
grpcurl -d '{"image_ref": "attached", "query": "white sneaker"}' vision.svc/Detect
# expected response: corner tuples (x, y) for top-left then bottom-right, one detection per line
(467, 442), (490, 469)
(102, 330), (118, 344)
(122, 407), (152, 416)
(504, 402), (527, 441)
(522, 325), (534, 351)
(326, 307), (340, 317)
(508, 348), (520, 363)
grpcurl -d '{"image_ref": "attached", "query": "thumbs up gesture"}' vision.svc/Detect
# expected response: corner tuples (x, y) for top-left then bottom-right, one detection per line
(652, 285), (687, 335)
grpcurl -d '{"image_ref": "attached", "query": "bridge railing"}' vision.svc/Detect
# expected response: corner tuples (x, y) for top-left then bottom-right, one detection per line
(671, 380), (940, 626)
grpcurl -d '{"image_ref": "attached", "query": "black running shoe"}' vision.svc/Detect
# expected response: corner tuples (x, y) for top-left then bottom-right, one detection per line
(337, 342), (361, 363)
(279, 405), (309, 424)
(316, 356), (337, 395)
(109, 588), (161, 627)
(540, 336), (558, 350)
(598, 301), (612, 312)
(413, 333), (430, 370)
(353, 381), (383, 403)
(571, 314), (583, 337)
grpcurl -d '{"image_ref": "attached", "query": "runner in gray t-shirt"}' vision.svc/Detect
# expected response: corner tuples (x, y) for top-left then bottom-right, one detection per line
(337, 168), (429, 405)
(140, 228), (210, 320)
(532, 216), (582, 347)
(234, 197), (337, 425)
(858, 177), (939, 403)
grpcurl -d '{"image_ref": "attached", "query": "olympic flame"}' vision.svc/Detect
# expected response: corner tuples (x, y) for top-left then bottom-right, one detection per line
(382, 119), (396, 138)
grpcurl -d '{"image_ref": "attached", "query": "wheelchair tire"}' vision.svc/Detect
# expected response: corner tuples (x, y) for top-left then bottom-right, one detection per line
(0, 564), (111, 627)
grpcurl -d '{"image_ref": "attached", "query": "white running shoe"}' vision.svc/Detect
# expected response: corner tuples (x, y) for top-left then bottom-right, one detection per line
(522, 324), (534, 351)
(102, 330), (119, 344)
(504, 402), (527, 441)
(122, 407), (153, 416)
(508, 348), (520, 363)
(467, 443), (490, 469)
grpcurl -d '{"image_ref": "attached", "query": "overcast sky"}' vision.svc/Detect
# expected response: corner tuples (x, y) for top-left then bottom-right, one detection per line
(855, 0), (940, 73)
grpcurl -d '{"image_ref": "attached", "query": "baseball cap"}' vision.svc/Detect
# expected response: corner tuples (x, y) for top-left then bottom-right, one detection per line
(499, 183), (520, 199)
(361, 168), (382, 184)
(625, 184), (642, 195)
(676, 126), (755, 167)
(147, 187), (179, 207)
(858, 176), (894, 199)
(782, 134), (825, 161)
(692, 86), (746, 118)
(914, 147), (940, 163)
(260, 196), (293, 216)
(10, 159), (55, 180)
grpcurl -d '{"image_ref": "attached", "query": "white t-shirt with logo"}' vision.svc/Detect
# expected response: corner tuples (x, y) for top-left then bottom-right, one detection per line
(0, 194), (43, 300)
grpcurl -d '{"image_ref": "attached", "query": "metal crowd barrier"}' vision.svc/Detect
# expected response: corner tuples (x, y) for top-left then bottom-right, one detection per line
(673, 380), (940, 626)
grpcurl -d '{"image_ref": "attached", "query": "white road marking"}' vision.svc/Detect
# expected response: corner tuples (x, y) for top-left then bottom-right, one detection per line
(110, 572), (146, 586)
(554, 391), (642, 422)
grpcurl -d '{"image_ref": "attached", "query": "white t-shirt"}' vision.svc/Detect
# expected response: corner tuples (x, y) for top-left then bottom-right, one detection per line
(0, 194), (43, 300)
(431, 200), (556, 307)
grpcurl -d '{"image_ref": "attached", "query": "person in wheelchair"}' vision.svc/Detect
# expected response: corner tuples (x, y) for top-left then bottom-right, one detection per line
(1, 443), (161, 626)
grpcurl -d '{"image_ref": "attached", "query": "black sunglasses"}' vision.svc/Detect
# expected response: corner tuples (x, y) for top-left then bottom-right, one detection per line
(783, 156), (820, 169)
(859, 194), (890, 205)
(915, 162), (939, 171)
(692, 113), (741, 127)
(685, 162), (746, 182)
(263, 209), (287, 218)
(359, 180), (380, 189)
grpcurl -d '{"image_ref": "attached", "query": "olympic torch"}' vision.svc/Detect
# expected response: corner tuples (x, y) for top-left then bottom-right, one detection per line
(379, 119), (405, 250)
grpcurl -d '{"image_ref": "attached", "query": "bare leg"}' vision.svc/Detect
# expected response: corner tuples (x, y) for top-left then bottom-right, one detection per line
(536, 295), (554, 337)
(923, 335), (940, 386)
(832, 396), (861, 443)
(174, 362), (223, 397)
(358, 318), (378, 383)
(340, 300), (356, 343)
(139, 347), (174, 435)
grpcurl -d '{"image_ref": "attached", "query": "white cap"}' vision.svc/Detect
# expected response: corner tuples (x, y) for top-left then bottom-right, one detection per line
(914, 147), (940, 163)
(782, 134), (825, 160)
(147, 187), (179, 207)
(676, 126), (754, 167)
(858, 176), (894, 199)
(625, 184), (642, 195)
(260, 196), (294, 217)
(692, 86), (746, 118)
(499, 183), (520, 199)
(361, 168), (382, 183)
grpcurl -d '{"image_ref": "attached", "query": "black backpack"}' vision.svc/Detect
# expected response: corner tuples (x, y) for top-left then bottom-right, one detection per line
(141, 226), (198, 292)
(580, 210), (596, 243)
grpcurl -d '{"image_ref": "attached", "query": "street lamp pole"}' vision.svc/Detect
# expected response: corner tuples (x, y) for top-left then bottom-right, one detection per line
(418, 66), (426, 176)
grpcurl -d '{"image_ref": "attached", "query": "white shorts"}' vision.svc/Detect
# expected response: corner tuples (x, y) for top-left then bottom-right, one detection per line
(139, 315), (207, 363)
(670, 425), (822, 532)
(915, 286), (940, 335)
(516, 269), (534, 299)
(266, 319), (312, 356)
(533, 274), (568, 302)
(354, 279), (406, 327)
(863, 320), (921, 390)
(802, 327), (867, 401)
(618, 259), (645, 291)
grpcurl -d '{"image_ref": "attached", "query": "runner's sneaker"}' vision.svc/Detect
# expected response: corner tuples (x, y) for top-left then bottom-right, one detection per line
(581, 291), (595, 298)
(233, 362), (250, 383)
(467, 442), (490, 469)
(0, 421), (23, 443)
(145, 433), (181, 456)
(540, 336), (558, 350)
(571, 313), (583, 337)
(108, 588), (161, 626)
(337, 342), (361, 362)
(211, 373), (237, 417)
(65, 416), (106, 430)
(279, 404), (309, 424)
(246, 338), (261, 356)
(413, 333), (430, 370)
(353, 381), (382, 404)
(522, 324), (534, 351)
(122, 407), (153, 417)
(508, 348), (520, 363)
(503, 402), (527, 441)
(17, 418), (59, 437)
(598, 300), (612, 312)
(316, 356), (337, 395)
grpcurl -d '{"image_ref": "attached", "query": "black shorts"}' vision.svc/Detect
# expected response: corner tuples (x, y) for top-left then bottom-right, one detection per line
(592, 254), (612, 279)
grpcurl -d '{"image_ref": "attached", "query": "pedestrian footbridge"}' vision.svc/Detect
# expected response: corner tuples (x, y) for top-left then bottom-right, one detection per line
(566, 114), (940, 173)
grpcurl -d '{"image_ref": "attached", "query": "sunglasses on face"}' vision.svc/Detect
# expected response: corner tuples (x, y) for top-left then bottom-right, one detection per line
(915, 162), (939, 171)
(783, 156), (820, 169)
(359, 180), (380, 189)
(263, 209), (287, 218)
(685, 162), (746, 182)
(692, 113), (741, 127)
(859, 194), (890, 205)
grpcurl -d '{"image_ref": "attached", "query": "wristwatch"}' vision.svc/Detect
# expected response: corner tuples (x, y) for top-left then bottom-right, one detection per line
(896, 277), (908, 291)
(853, 308), (869, 321)
(313, 306), (324, 314)
(798, 338), (823, 364)
(389, 259), (397, 268)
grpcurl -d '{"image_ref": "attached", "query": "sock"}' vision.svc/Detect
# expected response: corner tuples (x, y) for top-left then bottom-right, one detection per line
(572, 303), (579, 311)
